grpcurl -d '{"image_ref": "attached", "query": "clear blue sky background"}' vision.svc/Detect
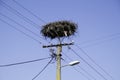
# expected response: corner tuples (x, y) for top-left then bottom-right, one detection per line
(0, 0), (120, 80)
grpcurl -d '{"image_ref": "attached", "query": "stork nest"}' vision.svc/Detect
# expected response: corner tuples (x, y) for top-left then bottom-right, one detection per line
(41, 20), (78, 39)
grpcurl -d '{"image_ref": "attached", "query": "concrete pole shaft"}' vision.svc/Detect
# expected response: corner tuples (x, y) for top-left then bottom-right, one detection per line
(56, 45), (62, 80)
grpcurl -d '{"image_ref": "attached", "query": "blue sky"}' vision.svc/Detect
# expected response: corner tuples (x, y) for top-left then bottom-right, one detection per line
(0, 0), (120, 80)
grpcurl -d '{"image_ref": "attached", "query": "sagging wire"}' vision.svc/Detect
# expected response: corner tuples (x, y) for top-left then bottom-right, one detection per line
(12, 0), (46, 23)
(0, 57), (51, 67)
(68, 46), (108, 80)
(62, 51), (96, 80)
(32, 57), (53, 80)
(0, 18), (41, 44)
(0, 0), (40, 29)
(0, 12), (43, 40)
(31, 48), (58, 80)
(75, 44), (114, 80)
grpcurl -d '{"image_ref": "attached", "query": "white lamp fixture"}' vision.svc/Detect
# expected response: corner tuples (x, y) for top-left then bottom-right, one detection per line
(69, 60), (80, 66)
(61, 60), (80, 67)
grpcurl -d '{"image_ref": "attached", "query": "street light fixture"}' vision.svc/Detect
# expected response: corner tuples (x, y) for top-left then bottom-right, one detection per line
(61, 60), (80, 67)
(69, 60), (80, 66)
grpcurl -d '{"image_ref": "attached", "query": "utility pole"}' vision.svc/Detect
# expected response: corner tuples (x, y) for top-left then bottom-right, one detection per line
(41, 20), (77, 80)
(43, 42), (74, 80)
(56, 45), (62, 80)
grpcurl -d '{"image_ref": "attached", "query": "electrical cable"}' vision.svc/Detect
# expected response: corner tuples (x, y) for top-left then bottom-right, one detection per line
(32, 57), (53, 80)
(0, 12), (44, 40)
(79, 33), (120, 48)
(0, 57), (51, 67)
(73, 67), (91, 80)
(0, 0), (40, 29)
(0, 18), (41, 44)
(69, 47), (108, 80)
(75, 44), (114, 80)
(0, 0), (51, 43)
(62, 51), (96, 80)
(12, 0), (46, 23)
(81, 33), (120, 45)
(62, 52), (91, 80)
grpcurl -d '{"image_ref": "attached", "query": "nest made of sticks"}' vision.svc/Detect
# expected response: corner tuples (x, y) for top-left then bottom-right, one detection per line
(41, 20), (78, 39)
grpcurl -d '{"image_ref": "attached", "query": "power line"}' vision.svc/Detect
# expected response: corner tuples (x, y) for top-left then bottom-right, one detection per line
(79, 33), (120, 48)
(32, 57), (53, 80)
(0, 0), (40, 29)
(0, 18), (41, 44)
(0, 0), (51, 44)
(62, 51), (96, 80)
(0, 12), (43, 40)
(63, 52), (91, 80)
(0, 57), (51, 67)
(73, 67), (91, 80)
(75, 44), (114, 80)
(69, 47), (108, 80)
(12, 0), (46, 23)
